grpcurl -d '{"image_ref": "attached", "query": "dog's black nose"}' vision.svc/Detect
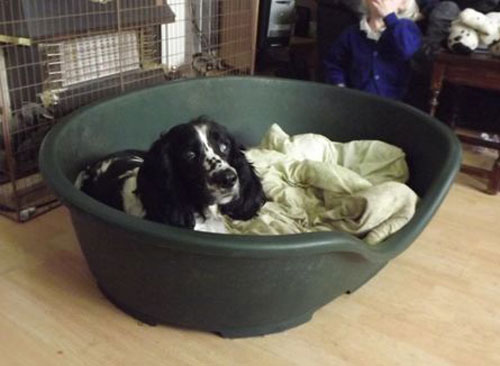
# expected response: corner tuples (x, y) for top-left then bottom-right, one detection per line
(212, 169), (237, 189)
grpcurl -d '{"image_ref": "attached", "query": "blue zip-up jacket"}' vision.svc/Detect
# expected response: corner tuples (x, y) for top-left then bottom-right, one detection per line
(324, 13), (422, 100)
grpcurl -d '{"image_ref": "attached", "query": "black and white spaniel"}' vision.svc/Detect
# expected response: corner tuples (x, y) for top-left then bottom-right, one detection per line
(76, 116), (265, 233)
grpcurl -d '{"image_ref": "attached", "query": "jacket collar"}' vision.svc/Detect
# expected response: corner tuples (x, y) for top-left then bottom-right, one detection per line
(360, 16), (385, 41)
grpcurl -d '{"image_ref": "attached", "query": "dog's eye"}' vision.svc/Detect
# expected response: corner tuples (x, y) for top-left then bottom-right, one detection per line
(219, 143), (228, 153)
(184, 151), (196, 161)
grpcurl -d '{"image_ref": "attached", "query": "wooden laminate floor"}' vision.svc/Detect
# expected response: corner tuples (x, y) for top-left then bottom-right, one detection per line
(1, 171), (499, 366)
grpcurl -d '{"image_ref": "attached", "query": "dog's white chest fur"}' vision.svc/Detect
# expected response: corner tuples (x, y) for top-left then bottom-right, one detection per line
(194, 205), (228, 233)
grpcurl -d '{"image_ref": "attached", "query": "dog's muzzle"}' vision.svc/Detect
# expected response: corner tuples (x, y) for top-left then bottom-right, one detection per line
(210, 169), (238, 189)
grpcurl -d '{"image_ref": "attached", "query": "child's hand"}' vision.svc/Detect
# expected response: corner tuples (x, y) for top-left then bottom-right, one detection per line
(370, 0), (400, 18)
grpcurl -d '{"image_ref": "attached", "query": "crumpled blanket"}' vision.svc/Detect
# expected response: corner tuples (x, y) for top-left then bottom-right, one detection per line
(225, 124), (419, 245)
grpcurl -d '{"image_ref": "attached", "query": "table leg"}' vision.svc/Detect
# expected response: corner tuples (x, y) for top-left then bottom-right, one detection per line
(487, 156), (500, 194)
(429, 62), (445, 117)
(429, 89), (441, 117)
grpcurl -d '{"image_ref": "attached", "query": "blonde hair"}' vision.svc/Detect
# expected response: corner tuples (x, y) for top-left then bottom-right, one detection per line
(360, 0), (421, 22)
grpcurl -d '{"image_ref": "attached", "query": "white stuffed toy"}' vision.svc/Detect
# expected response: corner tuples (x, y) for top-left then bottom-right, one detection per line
(448, 8), (500, 57)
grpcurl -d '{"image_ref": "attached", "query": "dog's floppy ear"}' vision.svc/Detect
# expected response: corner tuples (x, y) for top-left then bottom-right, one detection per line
(220, 139), (266, 220)
(137, 134), (195, 228)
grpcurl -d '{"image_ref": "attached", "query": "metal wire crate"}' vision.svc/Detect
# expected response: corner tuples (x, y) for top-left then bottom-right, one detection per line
(0, 0), (258, 222)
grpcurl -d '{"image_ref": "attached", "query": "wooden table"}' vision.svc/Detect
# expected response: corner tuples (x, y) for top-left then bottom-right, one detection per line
(430, 51), (500, 194)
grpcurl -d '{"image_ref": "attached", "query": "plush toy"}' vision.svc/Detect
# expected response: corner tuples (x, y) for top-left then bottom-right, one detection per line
(448, 8), (500, 56)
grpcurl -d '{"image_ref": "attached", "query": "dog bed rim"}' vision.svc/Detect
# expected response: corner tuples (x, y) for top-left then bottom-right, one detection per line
(39, 76), (461, 260)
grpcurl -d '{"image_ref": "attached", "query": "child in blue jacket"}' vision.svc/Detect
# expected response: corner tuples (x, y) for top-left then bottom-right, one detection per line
(324, 0), (422, 100)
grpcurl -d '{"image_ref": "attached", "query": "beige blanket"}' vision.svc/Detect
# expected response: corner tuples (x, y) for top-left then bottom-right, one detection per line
(225, 124), (418, 245)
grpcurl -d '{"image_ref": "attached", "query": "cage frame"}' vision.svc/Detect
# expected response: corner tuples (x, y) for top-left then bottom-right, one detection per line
(0, 0), (260, 222)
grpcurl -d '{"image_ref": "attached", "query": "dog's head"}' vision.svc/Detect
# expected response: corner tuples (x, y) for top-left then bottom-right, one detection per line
(138, 116), (265, 225)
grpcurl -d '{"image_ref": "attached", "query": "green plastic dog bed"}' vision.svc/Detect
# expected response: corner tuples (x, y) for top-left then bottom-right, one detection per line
(39, 77), (461, 337)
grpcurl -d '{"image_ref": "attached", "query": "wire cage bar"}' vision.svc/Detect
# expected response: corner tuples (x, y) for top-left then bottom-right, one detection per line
(0, 0), (259, 222)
